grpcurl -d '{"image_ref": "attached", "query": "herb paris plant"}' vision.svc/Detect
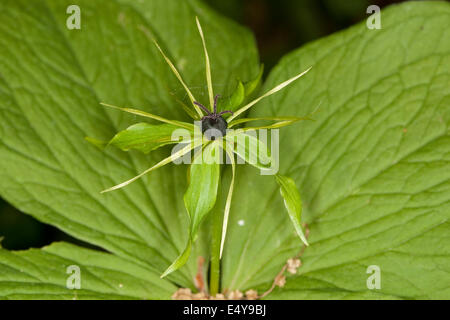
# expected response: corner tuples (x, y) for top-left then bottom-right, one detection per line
(90, 17), (311, 292)
(0, 0), (449, 300)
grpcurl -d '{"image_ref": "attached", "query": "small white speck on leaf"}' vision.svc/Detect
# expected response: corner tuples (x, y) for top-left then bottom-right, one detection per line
(238, 219), (245, 226)
(177, 58), (187, 71)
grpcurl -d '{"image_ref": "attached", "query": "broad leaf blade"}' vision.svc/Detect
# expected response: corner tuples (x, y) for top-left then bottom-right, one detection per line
(0, 0), (260, 293)
(219, 65), (264, 114)
(275, 174), (308, 246)
(222, 1), (450, 299)
(0, 242), (176, 299)
(217, 81), (245, 113)
(227, 67), (311, 122)
(109, 123), (183, 154)
(243, 64), (264, 98)
(185, 142), (221, 240)
(161, 142), (221, 278)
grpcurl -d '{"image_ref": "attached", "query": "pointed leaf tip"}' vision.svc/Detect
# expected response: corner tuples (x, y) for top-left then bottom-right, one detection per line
(196, 16), (214, 110)
(151, 38), (203, 117)
(160, 240), (192, 278)
(275, 174), (309, 246)
(161, 142), (221, 277)
(100, 140), (200, 193)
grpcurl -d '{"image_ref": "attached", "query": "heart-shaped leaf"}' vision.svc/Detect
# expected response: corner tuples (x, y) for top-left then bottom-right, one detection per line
(0, 0), (449, 300)
(0, 0), (259, 294)
(0, 242), (176, 299)
(221, 1), (450, 299)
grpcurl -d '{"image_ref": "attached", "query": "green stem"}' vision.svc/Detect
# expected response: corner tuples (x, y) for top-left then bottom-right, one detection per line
(209, 205), (223, 296)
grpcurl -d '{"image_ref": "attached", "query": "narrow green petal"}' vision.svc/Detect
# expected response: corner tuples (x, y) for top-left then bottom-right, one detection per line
(226, 131), (273, 170)
(196, 16), (214, 111)
(220, 141), (236, 258)
(240, 120), (297, 131)
(152, 39), (203, 117)
(160, 239), (192, 278)
(100, 102), (194, 130)
(228, 66), (312, 122)
(101, 139), (200, 193)
(275, 174), (309, 246)
(228, 116), (314, 128)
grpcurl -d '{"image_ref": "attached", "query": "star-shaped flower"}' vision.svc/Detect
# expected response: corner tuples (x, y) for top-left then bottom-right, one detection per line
(89, 17), (312, 279)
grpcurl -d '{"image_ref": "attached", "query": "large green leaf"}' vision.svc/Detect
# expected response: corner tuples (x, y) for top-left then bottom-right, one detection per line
(185, 142), (221, 240)
(0, 242), (176, 299)
(108, 123), (182, 154)
(0, 0), (259, 293)
(1, 0), (449, 300)
(161, 142), (221, 278)
(221, 1), (450, 299)
(275, 174), (308, 246)
(217, 64), (264, 114)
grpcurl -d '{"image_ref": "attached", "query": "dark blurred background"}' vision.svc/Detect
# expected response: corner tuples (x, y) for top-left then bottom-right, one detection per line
(205, 0), (408, 74)
(0, 0), (411, 250)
